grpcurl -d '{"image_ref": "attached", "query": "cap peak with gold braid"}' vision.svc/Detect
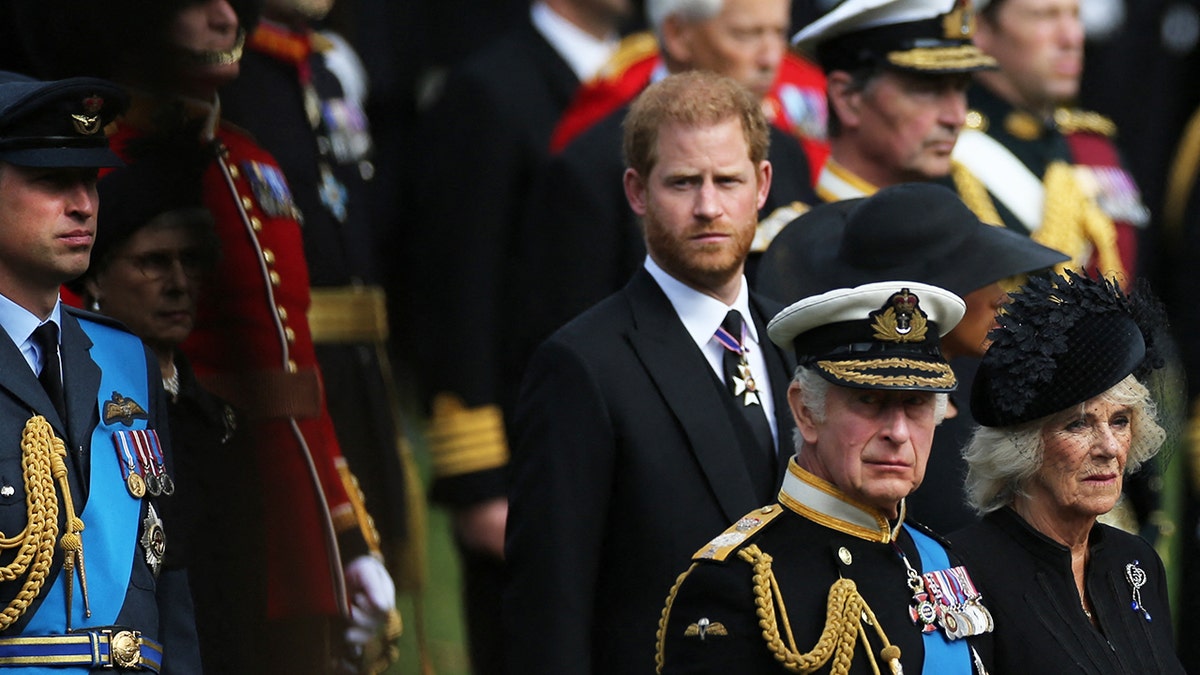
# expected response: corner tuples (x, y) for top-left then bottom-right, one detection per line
(768, 281), (965, 392)
(793, 0), (996, 75)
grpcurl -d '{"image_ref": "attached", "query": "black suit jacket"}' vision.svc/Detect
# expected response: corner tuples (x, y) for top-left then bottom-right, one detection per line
(0, 308), (200, 672)
(504, 268), (795, 674)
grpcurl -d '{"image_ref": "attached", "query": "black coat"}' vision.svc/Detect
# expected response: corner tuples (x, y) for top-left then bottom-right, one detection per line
(504, 268), (795, 674)
(163, 355), (250, 674)
(951, 507), (1184, 674)
(409, 17), (581, 504)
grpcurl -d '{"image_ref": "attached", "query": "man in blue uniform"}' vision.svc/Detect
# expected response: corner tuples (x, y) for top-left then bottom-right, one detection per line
(0, 72), (200, 672)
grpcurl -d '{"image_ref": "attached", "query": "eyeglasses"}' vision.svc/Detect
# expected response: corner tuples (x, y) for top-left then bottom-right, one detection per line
(114, 248), (215, 281)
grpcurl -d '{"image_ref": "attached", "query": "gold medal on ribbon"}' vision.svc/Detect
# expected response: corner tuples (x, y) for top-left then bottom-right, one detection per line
(126, 472), (146, 499)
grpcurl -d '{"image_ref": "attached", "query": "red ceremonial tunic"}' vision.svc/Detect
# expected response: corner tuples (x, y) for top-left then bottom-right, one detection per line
(549, 34), (829, 178)
(109, 99), (365, 620)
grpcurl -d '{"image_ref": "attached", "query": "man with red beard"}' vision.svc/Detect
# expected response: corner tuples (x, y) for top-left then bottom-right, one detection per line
(504, 70), (796, 674)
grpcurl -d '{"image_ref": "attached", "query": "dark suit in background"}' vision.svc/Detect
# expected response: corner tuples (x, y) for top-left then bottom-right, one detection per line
(405, 16), (582, 673)
(505, 268), (794, 674)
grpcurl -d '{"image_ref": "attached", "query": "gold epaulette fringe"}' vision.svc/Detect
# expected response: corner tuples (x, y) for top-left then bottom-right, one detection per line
(1054, 108), (1117, 137)
(954, 159), (1125, 284)
(1035, 161), (1125, 282)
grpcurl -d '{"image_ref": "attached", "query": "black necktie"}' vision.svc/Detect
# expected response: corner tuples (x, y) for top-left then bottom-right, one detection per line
(32, 322), (66, 421)
(717, 311), (776, 488)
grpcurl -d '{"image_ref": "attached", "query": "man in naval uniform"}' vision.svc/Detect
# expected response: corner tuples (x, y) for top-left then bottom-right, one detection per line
(790, 0), (998, 204)
(951, 0), (1148, 283)
(0, 72), (200, 672)
(657, 280), (994, 674)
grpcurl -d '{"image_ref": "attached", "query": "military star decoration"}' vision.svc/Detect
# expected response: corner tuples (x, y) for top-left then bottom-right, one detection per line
(733, 362), (763, 407)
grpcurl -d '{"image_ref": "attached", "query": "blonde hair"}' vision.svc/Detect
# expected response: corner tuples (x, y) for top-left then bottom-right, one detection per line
(962, 374), (1166, 514)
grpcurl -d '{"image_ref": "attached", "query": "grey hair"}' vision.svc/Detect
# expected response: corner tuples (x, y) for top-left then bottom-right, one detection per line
(646, 0), (724, 37)
(962, 374), (1166, 515)
(789, 365), (950, 453)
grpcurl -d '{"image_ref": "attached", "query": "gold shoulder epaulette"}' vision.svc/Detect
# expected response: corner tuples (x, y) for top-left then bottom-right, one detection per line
(692, 505), (784, 562)
(964, 109), (988, 132)
(596, 32), (659, 81)
(1054, 108), (1117, 137)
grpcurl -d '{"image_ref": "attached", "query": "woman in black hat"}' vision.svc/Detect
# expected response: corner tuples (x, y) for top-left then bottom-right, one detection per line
(950, 271), (1184, 674)
(70, 142), (253, 674)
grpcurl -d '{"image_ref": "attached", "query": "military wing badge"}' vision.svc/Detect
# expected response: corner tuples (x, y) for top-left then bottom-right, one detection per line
(103, 392), (149, 426)
(683, 618), (727, 640)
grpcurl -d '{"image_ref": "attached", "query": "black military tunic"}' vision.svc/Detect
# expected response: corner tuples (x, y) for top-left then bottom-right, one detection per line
(659, 461), (992, 674)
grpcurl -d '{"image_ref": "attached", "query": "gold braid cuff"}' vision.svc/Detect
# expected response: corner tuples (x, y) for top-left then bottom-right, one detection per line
(737, 544), (902, 675)
(426, 394), (509, 478)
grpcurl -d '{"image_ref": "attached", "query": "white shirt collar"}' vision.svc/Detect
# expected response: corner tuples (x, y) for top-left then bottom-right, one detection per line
(530, 1), (620, 82)
(0, 293), (63, 373)
(643, 256), (758, 351)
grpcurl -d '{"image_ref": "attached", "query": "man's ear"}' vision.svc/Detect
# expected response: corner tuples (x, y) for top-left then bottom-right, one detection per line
(788, 381), (820, 446)
(827, 70), (863, 132)
(660, 14), (693, 65)
(624, 167), (648, 216)
(755, 160), (772, 211)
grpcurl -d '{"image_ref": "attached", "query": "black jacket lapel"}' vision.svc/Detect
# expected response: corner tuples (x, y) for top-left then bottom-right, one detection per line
(624, 270), (761, 522)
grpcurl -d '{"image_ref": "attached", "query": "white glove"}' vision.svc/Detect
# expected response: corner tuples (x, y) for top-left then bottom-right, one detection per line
(343, 555), (396, 647)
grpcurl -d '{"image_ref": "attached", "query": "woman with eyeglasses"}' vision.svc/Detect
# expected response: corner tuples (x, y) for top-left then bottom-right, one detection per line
(69, 141), (250, 673)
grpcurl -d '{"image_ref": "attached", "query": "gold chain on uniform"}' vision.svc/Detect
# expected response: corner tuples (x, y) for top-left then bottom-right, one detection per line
(655, 544), (903, 675)
(737, 545), (902, 675)
(0, 416), (87, 630)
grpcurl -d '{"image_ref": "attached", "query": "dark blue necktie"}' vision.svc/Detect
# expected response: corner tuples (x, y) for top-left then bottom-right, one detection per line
(32, 322), (66, 421)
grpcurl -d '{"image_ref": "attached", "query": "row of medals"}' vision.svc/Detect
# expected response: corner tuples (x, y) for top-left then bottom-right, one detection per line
(127, 466), (174, 499)
(908, 566), (994, 640)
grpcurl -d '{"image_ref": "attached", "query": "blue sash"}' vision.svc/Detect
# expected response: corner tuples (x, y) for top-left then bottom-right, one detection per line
(903, 524), (973, 675)
(21, 320), (149, 656)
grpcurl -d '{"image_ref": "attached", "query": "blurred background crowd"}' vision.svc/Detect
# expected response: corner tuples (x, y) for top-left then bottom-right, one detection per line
(2, 0), (1200, 673)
